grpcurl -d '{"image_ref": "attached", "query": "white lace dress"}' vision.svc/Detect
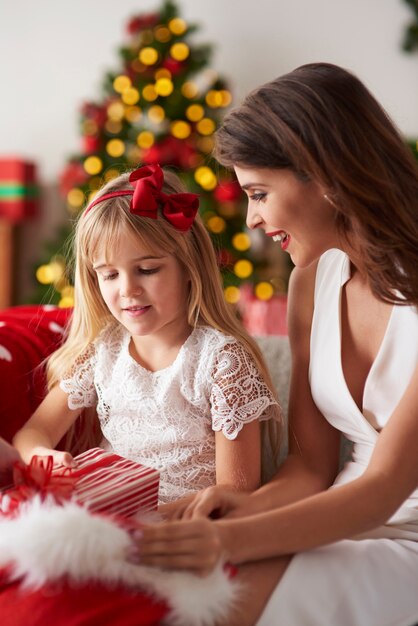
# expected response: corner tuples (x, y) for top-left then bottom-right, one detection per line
(60, 324), (280, 503)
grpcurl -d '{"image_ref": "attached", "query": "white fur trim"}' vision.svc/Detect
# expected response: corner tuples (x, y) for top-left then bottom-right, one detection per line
(0, 497), (239, 626)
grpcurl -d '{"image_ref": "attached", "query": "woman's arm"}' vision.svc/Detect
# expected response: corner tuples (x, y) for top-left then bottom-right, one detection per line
(13, 385), (82, 466)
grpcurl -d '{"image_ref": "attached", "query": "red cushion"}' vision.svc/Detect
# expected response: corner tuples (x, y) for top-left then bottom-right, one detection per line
(0, 305), (71, 442)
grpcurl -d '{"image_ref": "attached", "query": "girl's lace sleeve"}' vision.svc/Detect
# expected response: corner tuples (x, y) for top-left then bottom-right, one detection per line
(210, 340), (280, 440)
(59, 344), (97, 411)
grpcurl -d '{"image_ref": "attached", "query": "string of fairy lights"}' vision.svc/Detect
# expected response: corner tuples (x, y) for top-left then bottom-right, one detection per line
(35, 6), (281, 308)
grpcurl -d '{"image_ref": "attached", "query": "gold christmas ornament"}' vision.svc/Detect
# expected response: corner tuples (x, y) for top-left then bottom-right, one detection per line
(255, 281), (274, 301)
(67, 188), (85, 210)
(181, 82), (199, 99)
(168, 18), (187, 35)
(121, 87), (140, 106)
(194, 166), (217, 190)
(155, 78), (174, 97)
(82, 119), (98, 136)
(124, 106), (142, 123)
(142, 84), (158, 101)
(104, 168), (120, 182)
(106, 139), (125, 158)
(170, 42), (190, 61)
(139, 47), (159, 65)
(113, 75), (132, 94)
(136, 131), (154, 149)
(234, 259), (253, 279)
(154, 68), (171, 80)
(147, 105), (165, 124)
(105, 120), (122, 134)
(224, 286), (241, 304)
(205, 90), (223, 108)
(170, 120), (191, 139)
(207, 215), (226, 233)
(154, 26), (171, 42)
(107, 101), (125, 121)
(58, 296), (74, 308)
(196, 118), (215, 136)
(83, 156), (103, 175)
(186, 104), (204, 122)
(219, 90), (232, 107)
(232, 232), (251, 251)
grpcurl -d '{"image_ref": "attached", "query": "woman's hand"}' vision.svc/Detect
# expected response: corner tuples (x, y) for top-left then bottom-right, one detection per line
(0, 437), (22, 488)
(133, 518), (227, 576)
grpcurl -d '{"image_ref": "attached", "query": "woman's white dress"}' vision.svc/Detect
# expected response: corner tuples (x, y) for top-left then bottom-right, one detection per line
(258, 249), (418, 626)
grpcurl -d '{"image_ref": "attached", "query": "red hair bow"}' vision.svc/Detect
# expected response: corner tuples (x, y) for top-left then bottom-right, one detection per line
(86, 164), (199, 232)
(129, 165), (199, 232)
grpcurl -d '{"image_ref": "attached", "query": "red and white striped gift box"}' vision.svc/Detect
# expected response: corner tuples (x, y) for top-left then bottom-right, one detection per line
(61, 448), (160, 518)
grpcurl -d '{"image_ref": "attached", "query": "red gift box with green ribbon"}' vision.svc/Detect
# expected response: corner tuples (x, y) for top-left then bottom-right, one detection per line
(0, 159), (39, 222)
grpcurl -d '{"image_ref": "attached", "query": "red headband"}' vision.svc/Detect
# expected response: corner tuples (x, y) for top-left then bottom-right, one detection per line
(84, 164), (199, 232)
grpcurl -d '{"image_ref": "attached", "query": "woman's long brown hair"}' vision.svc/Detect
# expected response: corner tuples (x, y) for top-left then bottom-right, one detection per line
(215, 62), (418, 305)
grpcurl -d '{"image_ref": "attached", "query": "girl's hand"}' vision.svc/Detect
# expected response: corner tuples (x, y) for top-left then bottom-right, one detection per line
(0, 437), (22, 487)
(158, 494), (196, 521)
(133, 518), (227, 576)
(31, 447), (77, 468)
(179, 485), (252, 520)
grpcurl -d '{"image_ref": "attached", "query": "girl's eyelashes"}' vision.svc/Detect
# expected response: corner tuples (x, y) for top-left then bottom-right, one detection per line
(99, 267), (160, 280)
(101, 272), (117, 281)
(249, 192), (267, 202)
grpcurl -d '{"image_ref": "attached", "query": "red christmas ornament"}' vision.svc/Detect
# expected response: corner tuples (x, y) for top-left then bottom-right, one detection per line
(127, 13), (160, 34)
(162, 58), (184, 76)
(216, 248), (235, 268)
(214, 180), (243, 203)
(59, 162), (88, 196)
(142, 137), (196, 169)
(80, 102), (107, 127)
(82, 135), (101, 154)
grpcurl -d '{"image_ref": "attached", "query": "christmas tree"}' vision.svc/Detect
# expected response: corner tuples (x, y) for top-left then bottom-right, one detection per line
(401, 0), (418, 52)
(35, 0), (284, 308)
(401, 0), (418, 162)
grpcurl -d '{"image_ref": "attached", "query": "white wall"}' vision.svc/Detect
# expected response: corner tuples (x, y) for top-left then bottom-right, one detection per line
(1, 0), (417, 299)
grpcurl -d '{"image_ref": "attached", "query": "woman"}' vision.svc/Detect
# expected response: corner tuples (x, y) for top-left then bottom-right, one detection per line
(137, 63), (418, 626)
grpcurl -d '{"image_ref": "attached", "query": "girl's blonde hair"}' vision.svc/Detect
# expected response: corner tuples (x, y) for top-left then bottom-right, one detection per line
(48, 167), (282, 460)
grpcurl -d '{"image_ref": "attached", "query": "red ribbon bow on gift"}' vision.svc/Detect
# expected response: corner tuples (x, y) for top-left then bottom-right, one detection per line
(1, 456), (75, 517)
(85, 164), (199, 232)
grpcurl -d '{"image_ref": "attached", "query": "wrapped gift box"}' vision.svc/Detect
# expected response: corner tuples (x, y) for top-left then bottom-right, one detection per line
(0, 158), (39, 222)
(1, 448), (160, 519)
(61, 448), (160, 517)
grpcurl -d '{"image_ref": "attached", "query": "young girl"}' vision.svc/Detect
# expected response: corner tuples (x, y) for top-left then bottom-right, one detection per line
(13, 164), (281, 506)
(136, 64), (418, 626)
